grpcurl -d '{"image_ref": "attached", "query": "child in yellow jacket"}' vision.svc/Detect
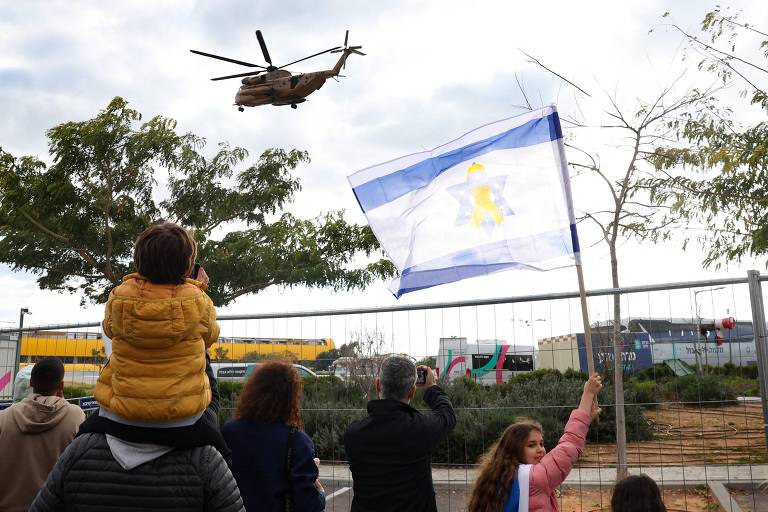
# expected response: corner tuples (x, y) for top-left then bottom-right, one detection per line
(95, 222), (220, 424)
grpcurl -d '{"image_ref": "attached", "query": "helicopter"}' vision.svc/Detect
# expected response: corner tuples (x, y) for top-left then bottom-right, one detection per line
(191, 30), (364, 110)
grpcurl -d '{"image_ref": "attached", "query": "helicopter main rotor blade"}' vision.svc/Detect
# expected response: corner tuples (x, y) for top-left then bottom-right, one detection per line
(190, 50), (266, 68)
(277, 47), (341, 70)
(255, 30), (272, 65)
(344, 30), (349, 47)
(211, 70), (265, 81)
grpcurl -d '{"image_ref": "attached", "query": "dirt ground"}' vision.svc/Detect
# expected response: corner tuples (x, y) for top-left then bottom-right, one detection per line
(581, 403), (767, 466)
(558, 486), (722, 512)
(729, 485), (768, 512)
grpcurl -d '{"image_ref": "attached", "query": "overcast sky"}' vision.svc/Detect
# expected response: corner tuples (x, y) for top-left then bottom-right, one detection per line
(1, 1), (766, 352)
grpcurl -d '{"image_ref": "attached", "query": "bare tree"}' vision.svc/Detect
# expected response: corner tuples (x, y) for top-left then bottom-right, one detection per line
(520, 53), (713, 478)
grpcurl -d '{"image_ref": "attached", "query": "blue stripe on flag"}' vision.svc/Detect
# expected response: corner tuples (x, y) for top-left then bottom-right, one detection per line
(569, 223), (581, 253)
(353, 113), (561, 212)
(393, 227), (574, 297)
(395, 262), (545, 298)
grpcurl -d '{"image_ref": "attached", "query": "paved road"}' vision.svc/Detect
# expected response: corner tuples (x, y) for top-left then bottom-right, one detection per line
(322, 481), (469, 512)
(319, 463), (768, 486)
(319, 464), (768, 511)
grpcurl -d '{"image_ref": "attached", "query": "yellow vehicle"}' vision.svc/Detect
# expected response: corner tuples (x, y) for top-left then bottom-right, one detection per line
(18, 331), (335, 373)
(209, 336), (335, 361)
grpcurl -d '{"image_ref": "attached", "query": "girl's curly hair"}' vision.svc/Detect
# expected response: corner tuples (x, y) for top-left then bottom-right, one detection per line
(235, 360), (304, 429)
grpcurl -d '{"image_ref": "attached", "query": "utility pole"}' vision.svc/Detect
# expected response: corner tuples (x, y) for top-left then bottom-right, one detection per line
(12, 308), (31, 396)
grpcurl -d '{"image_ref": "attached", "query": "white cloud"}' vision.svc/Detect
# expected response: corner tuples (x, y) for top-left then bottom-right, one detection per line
(1, 0), (765, 335)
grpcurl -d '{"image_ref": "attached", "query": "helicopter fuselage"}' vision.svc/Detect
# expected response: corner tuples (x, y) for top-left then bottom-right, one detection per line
(234, 48), (354, 108)
(235, 70), (331, 107)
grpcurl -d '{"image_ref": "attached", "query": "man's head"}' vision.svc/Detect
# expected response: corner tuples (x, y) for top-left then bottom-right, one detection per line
(134, 222), (197, 284)
(30, 357), (65, 396)
(376, 355), (417, 403)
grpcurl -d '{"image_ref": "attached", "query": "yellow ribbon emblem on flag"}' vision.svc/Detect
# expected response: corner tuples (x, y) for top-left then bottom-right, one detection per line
(467, 163), (504, 228)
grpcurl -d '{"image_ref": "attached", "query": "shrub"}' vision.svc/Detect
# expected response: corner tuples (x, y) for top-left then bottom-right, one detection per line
(665, 374), (737, 404)
(704, 363), (759, 380)
(631, 364), (676, 383)
(625, 380), (659, 408)
(216, 373), (652, 462)
(563, 369), (589, 380)
(63, 385), (93, 399)
(506, 368), (563, 384)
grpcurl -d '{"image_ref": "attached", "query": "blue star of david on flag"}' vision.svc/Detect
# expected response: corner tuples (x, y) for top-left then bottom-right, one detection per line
(447, 162), (514, 234)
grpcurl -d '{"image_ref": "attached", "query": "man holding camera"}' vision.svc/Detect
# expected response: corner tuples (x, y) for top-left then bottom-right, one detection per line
(344, 355), (456, 512)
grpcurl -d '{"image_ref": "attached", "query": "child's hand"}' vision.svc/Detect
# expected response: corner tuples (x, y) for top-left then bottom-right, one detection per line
(583, 373), (602, 397)
(196, 267), (210, 286)
(590, 399), (602, 423)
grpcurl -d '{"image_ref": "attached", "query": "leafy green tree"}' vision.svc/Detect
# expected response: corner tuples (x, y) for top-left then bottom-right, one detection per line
(0, 97), (395, 305)
(643, 8), (768, 267)
(309, 342), (359, 371)
(415, 356), (436, 368)
(213, 346), (229, 361)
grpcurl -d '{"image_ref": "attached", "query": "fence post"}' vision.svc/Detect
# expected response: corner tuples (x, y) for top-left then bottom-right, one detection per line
(12, 308), (28, 396)
(747, 270), (768, 449)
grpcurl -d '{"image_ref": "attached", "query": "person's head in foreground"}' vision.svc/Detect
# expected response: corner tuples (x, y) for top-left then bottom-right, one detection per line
(134, 221), (197, 284)
(236, 360), (304, 429)
(611, 474), (667, 512)
(30, 357), (66, 397)
(467, 419), (544, 511)
(376, 355), (418, 402)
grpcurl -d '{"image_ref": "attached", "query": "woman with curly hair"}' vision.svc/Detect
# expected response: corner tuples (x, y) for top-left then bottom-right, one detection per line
(222, 361), (325, 512)
(467, 374), (602, 512)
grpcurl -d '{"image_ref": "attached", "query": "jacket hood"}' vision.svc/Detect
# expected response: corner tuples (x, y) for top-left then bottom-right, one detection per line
(108, 273), (209, 347)
(12, 394), (73, 434)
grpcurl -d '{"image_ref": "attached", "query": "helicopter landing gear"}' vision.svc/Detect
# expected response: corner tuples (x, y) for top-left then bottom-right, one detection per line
(291, 103), (297, 109)
(238, 106), (244, 112)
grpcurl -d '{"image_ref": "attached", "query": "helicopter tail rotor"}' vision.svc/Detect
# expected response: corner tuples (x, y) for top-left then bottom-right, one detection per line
(330, 30), (365, 68)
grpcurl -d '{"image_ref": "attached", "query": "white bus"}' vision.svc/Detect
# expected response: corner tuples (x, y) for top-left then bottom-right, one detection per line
(436, 337), (535, 385)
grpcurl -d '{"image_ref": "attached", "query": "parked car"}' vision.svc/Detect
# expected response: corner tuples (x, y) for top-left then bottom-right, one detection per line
(211, 362), (317, 382)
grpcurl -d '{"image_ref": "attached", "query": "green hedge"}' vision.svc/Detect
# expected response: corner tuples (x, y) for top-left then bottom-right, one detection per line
(623, 372), (758, 406)
(218, 370), (652, 463)
(63, 386), (94, 399)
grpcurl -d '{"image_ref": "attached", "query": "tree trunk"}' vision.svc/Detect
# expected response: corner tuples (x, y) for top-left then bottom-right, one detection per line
(610, 244), (629, 479)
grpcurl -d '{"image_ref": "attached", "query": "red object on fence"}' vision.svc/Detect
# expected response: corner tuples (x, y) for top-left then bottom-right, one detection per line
(717, 317), (737, 329)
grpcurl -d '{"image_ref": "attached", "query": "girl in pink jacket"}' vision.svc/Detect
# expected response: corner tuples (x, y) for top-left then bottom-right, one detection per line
(468, 374), (602, 512)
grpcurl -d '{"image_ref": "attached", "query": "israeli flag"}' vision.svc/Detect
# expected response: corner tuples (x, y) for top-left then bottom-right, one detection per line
(349, 105), (579, 298)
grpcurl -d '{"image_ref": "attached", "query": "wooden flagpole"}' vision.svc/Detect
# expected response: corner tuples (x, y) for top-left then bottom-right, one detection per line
(575, 257), (596, 375)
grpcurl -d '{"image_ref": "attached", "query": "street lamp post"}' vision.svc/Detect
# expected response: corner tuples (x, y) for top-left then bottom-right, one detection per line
(693, 287), (725, 374)
(12, 307), (31, 396)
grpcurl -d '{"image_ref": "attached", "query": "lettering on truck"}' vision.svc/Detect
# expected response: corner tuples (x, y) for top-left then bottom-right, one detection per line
(684, 346), (724, 354)
(597, 351), (637, 364)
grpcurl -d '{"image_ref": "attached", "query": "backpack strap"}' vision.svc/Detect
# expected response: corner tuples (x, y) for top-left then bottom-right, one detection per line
(285, 427), (297, 512)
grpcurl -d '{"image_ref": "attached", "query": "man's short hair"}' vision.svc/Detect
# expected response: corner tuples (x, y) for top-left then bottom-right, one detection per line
(30, 357), (65, 395)
(134, 222), (196, 284)
(379, 356), (416, 401)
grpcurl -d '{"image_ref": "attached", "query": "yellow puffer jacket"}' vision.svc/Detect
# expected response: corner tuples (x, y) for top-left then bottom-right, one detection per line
(95, 273), (220, 422)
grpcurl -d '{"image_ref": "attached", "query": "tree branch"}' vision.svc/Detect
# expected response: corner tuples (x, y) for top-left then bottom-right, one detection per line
(521, 50), (592, 97)
(665, 23), (768, 75)
(20, 209), (104, 275)
(103, 172), (117, 282)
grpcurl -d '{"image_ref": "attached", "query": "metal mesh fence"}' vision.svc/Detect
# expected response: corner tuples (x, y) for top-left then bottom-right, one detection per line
(2, 274), (767, 511)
